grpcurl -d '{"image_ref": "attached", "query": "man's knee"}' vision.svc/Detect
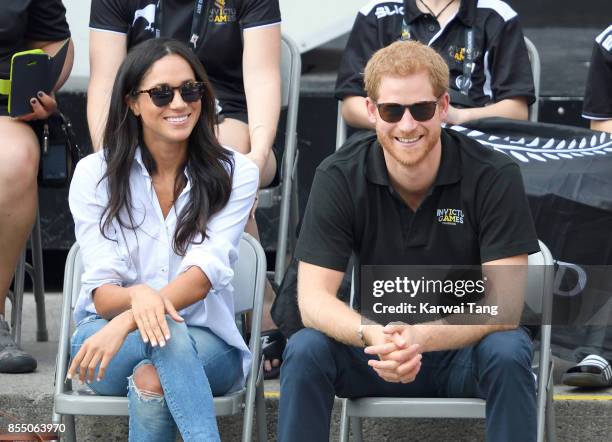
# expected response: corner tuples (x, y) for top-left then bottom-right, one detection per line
(133, 363), (163, 396)
(477, 328), (533, 373)
(282, 328), (338, 375)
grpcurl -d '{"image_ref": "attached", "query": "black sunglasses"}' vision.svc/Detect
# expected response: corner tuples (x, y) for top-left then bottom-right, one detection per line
(133, 81), (206, 107)
(376, 100), (439, 123)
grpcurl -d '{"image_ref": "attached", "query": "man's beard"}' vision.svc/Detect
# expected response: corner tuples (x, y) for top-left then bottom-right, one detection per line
(377, 128), (437, 168)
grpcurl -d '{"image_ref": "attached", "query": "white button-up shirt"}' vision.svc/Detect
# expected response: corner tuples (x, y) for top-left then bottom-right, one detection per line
(68, 147), (259, 391)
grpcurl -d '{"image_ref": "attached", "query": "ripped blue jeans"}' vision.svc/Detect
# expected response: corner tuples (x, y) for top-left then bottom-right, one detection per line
(70, 315), (242, 442)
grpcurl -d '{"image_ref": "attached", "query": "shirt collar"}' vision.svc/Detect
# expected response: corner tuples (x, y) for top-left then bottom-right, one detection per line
(365, 130), (462, 188)
(366, 139), (391, 186)
(133, 146), (192, 194)
(133, 147), (150, 178)
(403, 0), (476, 27)
(433, 129), (462, 186)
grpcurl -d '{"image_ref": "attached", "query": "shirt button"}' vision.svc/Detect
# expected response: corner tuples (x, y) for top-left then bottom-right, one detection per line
(428, 24), (436, 32)
(161, 267), (167, 273)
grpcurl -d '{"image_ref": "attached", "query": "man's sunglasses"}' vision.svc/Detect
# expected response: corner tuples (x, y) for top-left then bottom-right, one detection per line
(133, 81), (206, 107)
(376, 100), (439, 123)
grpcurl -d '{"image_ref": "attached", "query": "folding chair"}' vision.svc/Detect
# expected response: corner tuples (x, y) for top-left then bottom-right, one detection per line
(52, 233), (268, 442)
(256, 34), (302, 284)
(338, 240), (556, 442)
(524, 36), (541, 122)
(6, 208), (48, 344)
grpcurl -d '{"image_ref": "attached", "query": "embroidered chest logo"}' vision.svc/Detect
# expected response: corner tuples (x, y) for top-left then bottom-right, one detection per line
(436, 208), (464, 225)
(209, 0), (237, 24)
(450, 46), (465, 62)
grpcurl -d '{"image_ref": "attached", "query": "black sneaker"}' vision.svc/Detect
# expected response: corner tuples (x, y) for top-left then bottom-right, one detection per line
(0, 318), (37, 373)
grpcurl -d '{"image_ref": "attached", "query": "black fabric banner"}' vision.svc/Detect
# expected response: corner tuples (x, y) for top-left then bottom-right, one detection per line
(457, 118), (612, 362)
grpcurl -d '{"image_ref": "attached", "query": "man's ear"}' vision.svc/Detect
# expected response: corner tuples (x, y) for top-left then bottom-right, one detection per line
(438, 92), (450, 120)
(365, 97), (378, 124)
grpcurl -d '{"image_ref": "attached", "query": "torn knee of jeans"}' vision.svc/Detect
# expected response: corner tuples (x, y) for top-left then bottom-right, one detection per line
(128, 375), (165, 402)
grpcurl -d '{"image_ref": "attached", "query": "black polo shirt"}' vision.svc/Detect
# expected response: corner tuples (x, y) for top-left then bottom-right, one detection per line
(582, 25), (612, 121)
(90, 0), (281, 115)
(335, 0), (535, 108)
(295, 128), (539, 277)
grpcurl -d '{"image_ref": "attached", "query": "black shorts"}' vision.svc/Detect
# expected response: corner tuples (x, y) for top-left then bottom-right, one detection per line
(0, 95), (8, 116)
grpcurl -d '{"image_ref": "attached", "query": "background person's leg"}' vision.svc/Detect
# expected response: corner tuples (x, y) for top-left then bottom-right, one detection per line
(0, 117), (39, 373)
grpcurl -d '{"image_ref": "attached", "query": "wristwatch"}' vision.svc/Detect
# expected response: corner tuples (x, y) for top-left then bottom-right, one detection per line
(358, 324), (367, 347)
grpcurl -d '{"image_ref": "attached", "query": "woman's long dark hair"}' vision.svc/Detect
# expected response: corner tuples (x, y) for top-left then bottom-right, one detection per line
(100, 38), (234, 256)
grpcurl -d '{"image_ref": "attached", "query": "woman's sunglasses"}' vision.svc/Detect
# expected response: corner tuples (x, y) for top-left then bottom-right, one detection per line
(376, 100), (439, 123)
(133, 81), (206, 107)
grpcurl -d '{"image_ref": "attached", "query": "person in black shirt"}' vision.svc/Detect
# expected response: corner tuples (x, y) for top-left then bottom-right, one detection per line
(278, 40), (539, 442)
(0, 0), (73, 374)
(87, 0), (284, 378)
(336, 0), (534, 129)
(582, 24), (612, 133)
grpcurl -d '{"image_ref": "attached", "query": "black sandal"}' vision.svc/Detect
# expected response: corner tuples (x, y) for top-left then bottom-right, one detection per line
(562, 354), (612, 388)
(261, 329), (286, 380)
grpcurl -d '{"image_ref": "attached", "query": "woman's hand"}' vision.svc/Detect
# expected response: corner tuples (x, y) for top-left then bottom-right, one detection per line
(129, 284), (183, 347)
(17, 91), (58, 122)
(68, 312), (132, 383)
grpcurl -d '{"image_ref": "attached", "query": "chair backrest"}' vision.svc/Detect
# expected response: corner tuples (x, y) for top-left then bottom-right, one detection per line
(271, 34), (302, 282)
(280, 34), (301, 111)
(526, 240), (554, 316)
(524, 36), (541, 122)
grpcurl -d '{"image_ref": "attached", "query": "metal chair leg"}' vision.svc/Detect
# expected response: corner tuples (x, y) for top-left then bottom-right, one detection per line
(546, 367), (557, 442)
(10, 250), (26, 346)
(61, 415), (77, 442)
(339, 399), (350, 442)
(30, 210), (47, 341)
(350, 416), (363, 442)
(255, 376), (267, 442)
(8, 209), (47, 345)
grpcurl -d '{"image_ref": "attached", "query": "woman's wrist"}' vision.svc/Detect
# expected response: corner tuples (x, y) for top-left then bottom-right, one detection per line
(114, 309), (137, 333)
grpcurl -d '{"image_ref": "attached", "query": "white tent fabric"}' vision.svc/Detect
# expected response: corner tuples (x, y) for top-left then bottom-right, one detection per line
(279, 0), (370, 52)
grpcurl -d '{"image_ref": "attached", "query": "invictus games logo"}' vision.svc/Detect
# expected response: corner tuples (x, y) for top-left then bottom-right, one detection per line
(436, 208), (464, 225)
(209, 0), (236, 24)
(450, 46), (465, 62)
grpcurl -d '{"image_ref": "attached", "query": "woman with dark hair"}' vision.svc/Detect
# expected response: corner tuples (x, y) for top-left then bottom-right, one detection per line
(67, 38), (258, 441)
(87, 0), (285, 378)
